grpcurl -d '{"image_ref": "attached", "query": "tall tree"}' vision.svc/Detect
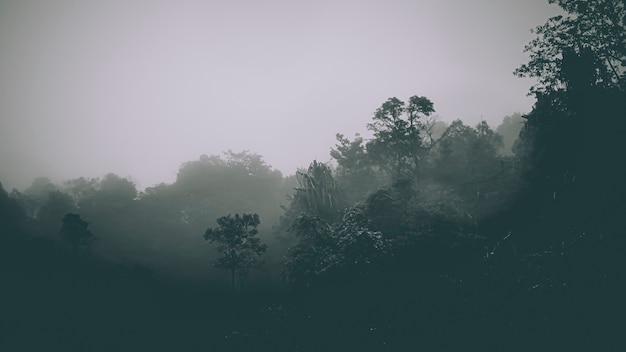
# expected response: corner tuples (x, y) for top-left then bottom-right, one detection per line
(514, 0), (626, 94)
(366, 96), (435, 184)
(512, 0), (626, 248)
(203, 213), (267, 292)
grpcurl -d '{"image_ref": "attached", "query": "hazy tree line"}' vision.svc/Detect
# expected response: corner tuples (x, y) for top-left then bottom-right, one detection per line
(1, 0), (625, 350)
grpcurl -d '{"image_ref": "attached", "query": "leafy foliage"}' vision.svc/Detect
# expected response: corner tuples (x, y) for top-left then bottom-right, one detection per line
(204, 213), (267, 288)
(515, 0), (626, 93)
(3, 3), (626, 347)
(331, 133), (387, 203)
(284, 206), (389, 289)
(509, 0), (626, 260)
(292, 161), (346, 224)
(366, 96), (435, 181)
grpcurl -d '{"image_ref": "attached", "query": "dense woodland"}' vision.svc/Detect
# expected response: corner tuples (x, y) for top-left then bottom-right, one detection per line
(2, 1), (626, 350)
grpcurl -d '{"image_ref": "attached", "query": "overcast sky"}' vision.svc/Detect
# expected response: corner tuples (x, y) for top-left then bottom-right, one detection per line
(0, 0), (562, 190)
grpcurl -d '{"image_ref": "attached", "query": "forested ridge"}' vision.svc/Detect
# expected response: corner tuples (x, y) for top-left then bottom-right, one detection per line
(2, 1), (625, 350)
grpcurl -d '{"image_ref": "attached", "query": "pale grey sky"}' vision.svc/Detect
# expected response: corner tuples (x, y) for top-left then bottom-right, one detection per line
(0, 0), (562, 190)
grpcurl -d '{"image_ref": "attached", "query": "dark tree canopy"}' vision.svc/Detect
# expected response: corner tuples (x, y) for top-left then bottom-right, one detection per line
(3, 3), (626, 348)
(203, 213), (267, 289)
(96, 173), (138, 204)
(366, 96), (435, 181)
(284, 206), (389, 289)
(60, 213), (94, 253)
(0, 182), (25, 235)
(515, 0), (626, 93)
(292, 161), (346, 224)
(331, 134), (389, 203)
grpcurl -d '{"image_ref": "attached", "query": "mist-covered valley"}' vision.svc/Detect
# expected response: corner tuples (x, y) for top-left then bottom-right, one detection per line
(2, 0), (626, 351)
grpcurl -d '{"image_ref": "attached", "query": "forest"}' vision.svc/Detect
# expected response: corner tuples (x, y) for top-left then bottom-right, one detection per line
(1, 1), (625, 351)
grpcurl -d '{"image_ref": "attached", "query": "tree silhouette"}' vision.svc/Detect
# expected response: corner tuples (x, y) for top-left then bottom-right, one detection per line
(292, 161), (346, 224)
(514, 0), (626, 93)
(203, 213), (267, 292)
(366, 96), (435, 184)
(331, 133), (389, 203)
(59, 213), (94, 256)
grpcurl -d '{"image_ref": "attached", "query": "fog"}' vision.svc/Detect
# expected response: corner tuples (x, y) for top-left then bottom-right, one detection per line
(0, 0), (561, 190)
(3, 1), (626, 350)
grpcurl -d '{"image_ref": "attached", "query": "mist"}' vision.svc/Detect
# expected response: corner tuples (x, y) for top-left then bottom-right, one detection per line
(2, 0), (625, 351)
(0, 0), (560, 191)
